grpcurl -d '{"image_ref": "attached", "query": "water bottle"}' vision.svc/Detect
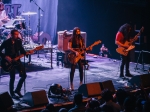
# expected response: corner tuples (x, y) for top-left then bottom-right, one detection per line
(46, 40), (48, 47)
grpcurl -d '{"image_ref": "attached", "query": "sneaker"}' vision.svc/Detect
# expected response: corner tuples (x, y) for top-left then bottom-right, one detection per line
(14, 91), (23, 98)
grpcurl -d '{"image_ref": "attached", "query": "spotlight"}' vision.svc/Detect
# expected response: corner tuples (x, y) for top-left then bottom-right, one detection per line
(48, 83), (71, 100)
(48, 83), (62, 96)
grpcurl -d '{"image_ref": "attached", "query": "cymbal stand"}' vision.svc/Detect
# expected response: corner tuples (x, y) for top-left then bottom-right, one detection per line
(30, 0), (44, 58)
(27, 15), (34, 48)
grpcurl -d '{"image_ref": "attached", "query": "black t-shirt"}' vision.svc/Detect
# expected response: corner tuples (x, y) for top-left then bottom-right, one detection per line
(69, 36), (85, 49)
(0, 38), (26, 58)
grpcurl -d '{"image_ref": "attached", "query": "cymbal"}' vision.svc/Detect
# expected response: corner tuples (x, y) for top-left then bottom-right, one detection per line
(14, 18), (25, 21)
(16, 16), (22, 18)
(21, 12), (37, 16)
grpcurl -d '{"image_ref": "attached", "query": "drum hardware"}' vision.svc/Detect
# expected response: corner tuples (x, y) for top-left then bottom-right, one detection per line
(21, 11), (37, 16)
(30, 0), (44, 59)
(14, 18), (25, 21)
(21, 11), (37, 49)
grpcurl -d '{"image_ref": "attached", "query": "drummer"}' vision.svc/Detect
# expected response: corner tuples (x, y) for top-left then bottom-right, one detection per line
(0, 2), (9, 27)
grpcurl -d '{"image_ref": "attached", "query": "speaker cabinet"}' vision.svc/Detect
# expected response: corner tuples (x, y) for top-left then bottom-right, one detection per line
(129, 74), (150, 88)
(0, 92), (14, 111)
(78, 82), (102, 97)
(22, 90), (49, 107)
(100, 80), (115, 93)
(57, 31), (86, 52)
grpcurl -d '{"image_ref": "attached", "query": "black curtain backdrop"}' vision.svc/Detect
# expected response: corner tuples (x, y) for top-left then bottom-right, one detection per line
(57, 0), (150, 60)
(2, 0), (11, 4)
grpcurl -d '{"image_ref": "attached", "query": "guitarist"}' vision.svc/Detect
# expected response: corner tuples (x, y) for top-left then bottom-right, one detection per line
(68, 27), (92, 90)
(0, 29), (31, 99)
(115, 23), (135, 78)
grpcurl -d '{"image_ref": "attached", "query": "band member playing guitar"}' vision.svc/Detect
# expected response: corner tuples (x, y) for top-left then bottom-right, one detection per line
(68, 27), (92, 90)
(0, 29), (33, 99)
(115, 23), (141, 78)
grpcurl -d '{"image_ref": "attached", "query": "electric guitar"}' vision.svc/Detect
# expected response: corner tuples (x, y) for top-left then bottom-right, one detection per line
(68, 40), (101, 65)
(1, 45), (44, 72)
(116, 27), (144, 56)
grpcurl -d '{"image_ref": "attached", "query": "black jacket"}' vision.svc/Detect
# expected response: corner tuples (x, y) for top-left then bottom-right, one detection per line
(0, 38), (26, 59)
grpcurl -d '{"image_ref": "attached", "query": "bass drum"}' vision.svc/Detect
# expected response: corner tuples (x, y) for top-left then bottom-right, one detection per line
(32, 32), (51, 44)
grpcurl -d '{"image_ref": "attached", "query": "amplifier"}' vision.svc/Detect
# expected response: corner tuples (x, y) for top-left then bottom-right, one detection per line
(57, 31), (86, 52)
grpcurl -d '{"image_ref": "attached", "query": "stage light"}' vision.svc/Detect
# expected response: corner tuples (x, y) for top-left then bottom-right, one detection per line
(48, 83), (71, 101)
(48, 83), (62, 96)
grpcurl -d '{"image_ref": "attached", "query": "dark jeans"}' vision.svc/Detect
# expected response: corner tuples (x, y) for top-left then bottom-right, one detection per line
(9, 62), (27, 95)
(120, 52), (130, 75)
(70, 60), (83, 83)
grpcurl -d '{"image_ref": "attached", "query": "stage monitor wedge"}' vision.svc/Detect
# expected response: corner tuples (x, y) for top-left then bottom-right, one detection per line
(100, 80), (116, 94)
(22, 90), (49, 107)
(0, 92), (14, 112)
(129, 74), (150, 88)
(78, 82), (102, 97)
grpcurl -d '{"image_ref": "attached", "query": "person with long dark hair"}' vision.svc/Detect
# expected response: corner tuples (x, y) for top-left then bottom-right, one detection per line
(115, 23), (134, 77)
(68, 27), (92, 90)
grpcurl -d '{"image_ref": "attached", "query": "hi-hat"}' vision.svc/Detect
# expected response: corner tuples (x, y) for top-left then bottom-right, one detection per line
(21, 12), (37, 16)
(16, 16), (22, 18)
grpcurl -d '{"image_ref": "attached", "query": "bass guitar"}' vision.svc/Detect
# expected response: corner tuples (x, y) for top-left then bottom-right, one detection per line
(1, 45), (44, 72)
(68, 40), (101, 65)
(116, 27), (144, 56)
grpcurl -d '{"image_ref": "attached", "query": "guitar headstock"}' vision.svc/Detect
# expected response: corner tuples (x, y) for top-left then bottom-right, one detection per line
(93, 40), (101, 45)
(34, 45), (44, 51)
(139, 27), (144, 33)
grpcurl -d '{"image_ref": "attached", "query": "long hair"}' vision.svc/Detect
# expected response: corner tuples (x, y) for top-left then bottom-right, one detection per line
(72, 27), (81, 42)
(118, 23), (132, 41)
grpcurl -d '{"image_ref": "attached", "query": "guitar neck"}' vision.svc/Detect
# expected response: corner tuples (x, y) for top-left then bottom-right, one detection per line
(13, 45), (43, 61)
(14, 54), (27, 61)
(14, 50), (33, 61)
(131, 33), (140, 43)
(87, 43), (96, 49)
(130, 27), (143, 44)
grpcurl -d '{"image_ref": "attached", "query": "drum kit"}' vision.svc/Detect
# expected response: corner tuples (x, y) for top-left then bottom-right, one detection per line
(0, 11), (37, 46)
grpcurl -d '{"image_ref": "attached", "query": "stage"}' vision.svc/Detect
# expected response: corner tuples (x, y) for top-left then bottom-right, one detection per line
(0, 51), (150, 111)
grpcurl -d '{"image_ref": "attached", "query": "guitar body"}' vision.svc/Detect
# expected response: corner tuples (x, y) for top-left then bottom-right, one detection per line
(116, 41), (135, 56)
(116, 47), (128, 56)
(68, 52), (76, 64)
(1, 59), (15, 72)
(68, 40), (101, 64)
(68, 52), (83, 65)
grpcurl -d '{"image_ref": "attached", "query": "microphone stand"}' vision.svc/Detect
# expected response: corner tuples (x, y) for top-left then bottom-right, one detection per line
(24, 54), (26, 94)
(30, 0), (44, 58)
